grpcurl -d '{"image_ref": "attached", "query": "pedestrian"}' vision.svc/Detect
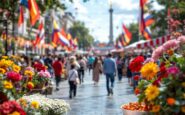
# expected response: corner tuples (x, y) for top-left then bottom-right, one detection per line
(103, 53), (117, 96)
(92, 57), (102, 85)
(117, 57), (123, 82)
(68, 64), (79, 99)
(52, 57), (63, 91)
(78, 56), (86, 84)
(88, 55), (95, 74)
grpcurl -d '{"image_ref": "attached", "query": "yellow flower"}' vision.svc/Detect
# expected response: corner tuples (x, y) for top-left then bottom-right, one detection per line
(0, 59), (14, 68)
(151, 105), (160, 112)
(140, 62), (159, 80)
(8, 111), (20, 115)
(182, 106), (185, 113)
(3, 81), (13, 89)
(31, 101), (39, 109)
(12, 64), (21, 73)
(0, 68), (6, 74)
(2, 56), (8, 59)
(145, 85), (159, 101)
(24, 70), (34, 77)
(182, 82), (185, 88)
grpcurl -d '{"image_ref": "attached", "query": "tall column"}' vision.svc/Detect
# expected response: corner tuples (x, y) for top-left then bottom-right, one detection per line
(109, 3), (114, 45)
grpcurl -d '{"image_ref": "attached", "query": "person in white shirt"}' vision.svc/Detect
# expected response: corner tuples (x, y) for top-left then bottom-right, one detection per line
(68, 64), (78, 99)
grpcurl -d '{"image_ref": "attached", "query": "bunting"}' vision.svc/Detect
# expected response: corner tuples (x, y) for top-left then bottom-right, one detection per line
(28, 0), (40, 26)
(33, 20), (44, 47)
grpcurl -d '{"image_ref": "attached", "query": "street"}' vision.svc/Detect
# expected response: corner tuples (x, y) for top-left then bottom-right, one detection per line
(48, 71), (137, 115)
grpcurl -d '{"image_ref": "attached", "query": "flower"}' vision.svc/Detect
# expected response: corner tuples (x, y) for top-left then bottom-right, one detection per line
(145, 85), (160, 101)
(25, 67), (34, 72)
(6, 71), (22, 82)
(33, 62), (46, 71)
(31, 101), (39, 109)
(24, 70), (34, 77)
(167, 98), (176, 106)
(152, 46), (164, 61)
(151, 105), (160, 112)
(12, 64), (21, 73)
(162, 39), (180, 51)
(159, 63), (168, 78)
(140, 62), (159, 80)
(0, 59), (13, 68)
(177, 36), (185, 43)
(133, 75), (140, 81)
(1, 56), (8, 59)
(27, 82), (34, 89)
(18, 98), (27, 108)
(3, 80), (13, 89)
(0, 68), (6, 74)
(181, 106), (185, 113)
(182, 82), (185, 87)
(167, 66), (179, 75)
(38, 70), (51, 78)
(167, 49), (174, 56)
(143, 58), (154, 64)
(134, 88), (140, 95)
(129, 56), (145, 72)
(9, 111), (21, 115)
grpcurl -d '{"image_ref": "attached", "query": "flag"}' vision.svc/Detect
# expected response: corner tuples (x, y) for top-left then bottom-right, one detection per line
(73, 38), (78, 49)
(28, 0), (40, 26)
(144, 14), (154, 27)
(143, 28), (152, 40)
(20, 0), (28, 7)
(51, 19), (70, 47)
(122, 24), (132, 44)
(119, 35), (127, 46)
(18, 6), (24, 34)
(115, 39), (122, 49)
(33, 20), (44, 47)
(67, 33), (73, 45)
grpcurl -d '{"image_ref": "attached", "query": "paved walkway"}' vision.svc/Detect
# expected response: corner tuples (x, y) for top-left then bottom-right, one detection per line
(48, 71), (137, 115)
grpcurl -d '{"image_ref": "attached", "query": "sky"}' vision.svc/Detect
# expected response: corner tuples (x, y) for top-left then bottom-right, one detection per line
(63, 0), (164, 43)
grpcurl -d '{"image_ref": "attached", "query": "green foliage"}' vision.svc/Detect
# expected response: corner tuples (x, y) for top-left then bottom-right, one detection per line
(69, 21), (94, 49)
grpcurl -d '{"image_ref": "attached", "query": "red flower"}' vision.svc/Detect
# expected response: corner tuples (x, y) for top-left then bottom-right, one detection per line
(0, 101), (26, 115)
(6, 71), (22, 82)
(153, 76), (162, 86)
(159, 63), (168, 78)
(33, 62), (46, 72)
(133, 75), (140, 81)
(134, 88), (140, 95)
(129, 56), (145, 72)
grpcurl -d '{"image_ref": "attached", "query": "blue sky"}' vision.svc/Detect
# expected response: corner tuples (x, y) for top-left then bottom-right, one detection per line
(63, 0), (163, 43)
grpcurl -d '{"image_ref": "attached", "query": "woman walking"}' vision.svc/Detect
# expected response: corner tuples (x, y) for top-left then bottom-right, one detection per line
(92, 57), (102, 85)
(68, 64), (78, 99)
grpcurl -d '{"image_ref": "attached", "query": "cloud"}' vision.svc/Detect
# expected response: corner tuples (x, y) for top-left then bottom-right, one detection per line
(112, 0), (138, 11)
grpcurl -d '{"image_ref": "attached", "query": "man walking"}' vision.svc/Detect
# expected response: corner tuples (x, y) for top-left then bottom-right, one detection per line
(103, 53), (117, 96)
(52, 57), (63, 91)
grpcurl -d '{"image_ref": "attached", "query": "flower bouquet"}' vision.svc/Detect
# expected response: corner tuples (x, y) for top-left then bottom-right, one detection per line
(121, 36), (185, 114)
(21, 94), (70, 115)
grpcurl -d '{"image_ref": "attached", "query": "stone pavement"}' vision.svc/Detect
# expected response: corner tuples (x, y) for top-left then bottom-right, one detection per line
(48, 71), (137, 115)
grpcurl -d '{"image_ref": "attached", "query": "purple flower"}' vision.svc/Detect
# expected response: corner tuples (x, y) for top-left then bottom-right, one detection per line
(167, 66), (179, 75)
(152, 46), (164, 61)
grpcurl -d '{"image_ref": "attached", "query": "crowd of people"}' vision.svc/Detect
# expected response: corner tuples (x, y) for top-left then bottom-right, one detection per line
(15, 50), (152, 99)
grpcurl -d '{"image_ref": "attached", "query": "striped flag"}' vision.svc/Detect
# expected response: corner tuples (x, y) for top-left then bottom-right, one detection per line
(122, 24), (132, 44)
(33, 20), (44, 47)
(28, 0), (40, 26)
(143, 28), (152, 40)
(144, 13), (155, 27)
(18, 6), (25, 35)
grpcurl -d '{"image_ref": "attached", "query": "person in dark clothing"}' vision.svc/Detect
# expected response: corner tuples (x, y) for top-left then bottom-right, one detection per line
(44, 55), (53, 77)
(117, 57), (123, 81)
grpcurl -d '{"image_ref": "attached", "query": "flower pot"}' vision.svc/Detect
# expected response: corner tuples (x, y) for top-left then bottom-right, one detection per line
(122, 109), (148, 115)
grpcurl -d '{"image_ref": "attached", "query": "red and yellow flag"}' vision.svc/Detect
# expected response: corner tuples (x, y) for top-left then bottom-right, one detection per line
(28, 0), (40, 26)
(122, 24), (132, 44)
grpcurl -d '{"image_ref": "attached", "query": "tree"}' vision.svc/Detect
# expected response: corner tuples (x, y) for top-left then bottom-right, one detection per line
(69, 21), (94, 49)
(151, 0), (185, 36)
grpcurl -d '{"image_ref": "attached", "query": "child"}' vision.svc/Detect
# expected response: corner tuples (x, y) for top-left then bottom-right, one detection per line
(68, 64), (78, 99)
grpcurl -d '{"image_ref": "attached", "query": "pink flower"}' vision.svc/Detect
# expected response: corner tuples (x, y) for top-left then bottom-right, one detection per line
(177, 36), (185, 43)
(38, 71), (51, 78)
(6, 71), (22, 82)
(152, 46), (164, 61)
(25, 67), (34, 72)
(167, 66), (179, 75)
(162, 39), (180, 51)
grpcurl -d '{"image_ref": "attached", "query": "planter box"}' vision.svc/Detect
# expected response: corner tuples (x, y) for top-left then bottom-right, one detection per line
(122, 109), (148, 115)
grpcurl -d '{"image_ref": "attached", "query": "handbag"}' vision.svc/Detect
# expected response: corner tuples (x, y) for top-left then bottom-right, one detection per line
(75, 78), (80, 85)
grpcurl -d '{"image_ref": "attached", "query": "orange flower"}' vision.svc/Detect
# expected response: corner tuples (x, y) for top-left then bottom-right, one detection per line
(27, 82), (34, 89)
(167, 49), (174, 56)
(167, 98), (176, 106)
(151, 105), (160, 112)
(134, 88), (140, 95)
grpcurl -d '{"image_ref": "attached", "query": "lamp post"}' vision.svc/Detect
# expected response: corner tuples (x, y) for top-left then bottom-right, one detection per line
(109, 0), (114, 45)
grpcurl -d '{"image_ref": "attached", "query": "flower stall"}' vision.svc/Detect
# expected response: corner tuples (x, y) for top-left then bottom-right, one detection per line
(0, 56), (70, 114)
(121, 36), (185, 114)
